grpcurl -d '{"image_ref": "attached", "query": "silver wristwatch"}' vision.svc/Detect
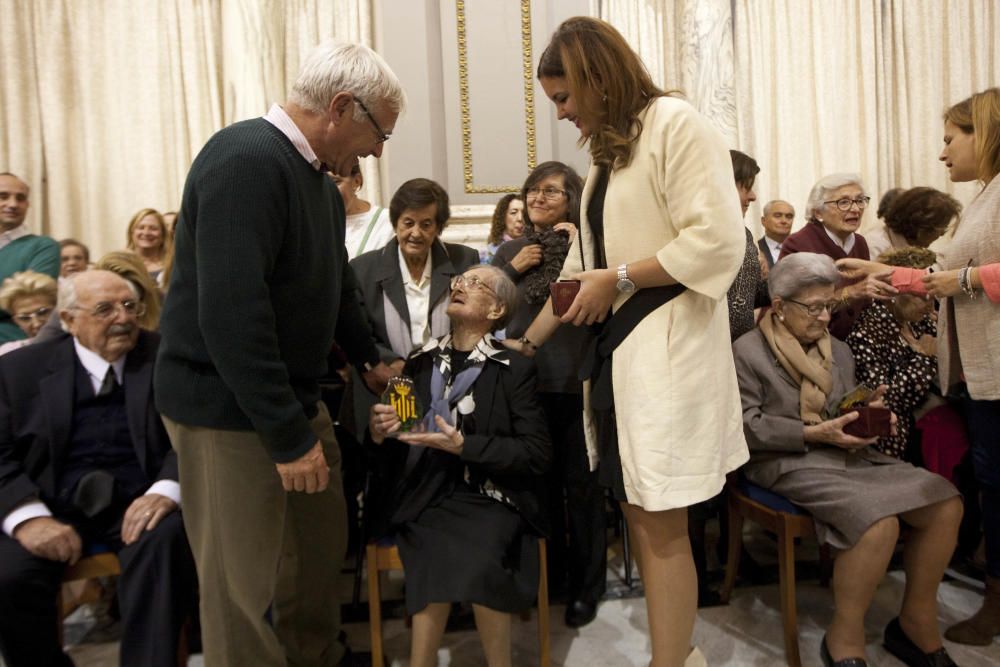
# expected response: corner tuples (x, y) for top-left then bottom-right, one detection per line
(615, 263), (636, 294)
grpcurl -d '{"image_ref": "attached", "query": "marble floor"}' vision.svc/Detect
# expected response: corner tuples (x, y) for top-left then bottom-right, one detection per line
(49, 528), (1000, 666)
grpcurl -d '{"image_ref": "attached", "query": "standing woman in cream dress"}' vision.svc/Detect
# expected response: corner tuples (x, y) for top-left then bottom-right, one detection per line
(510, 17), (748, 667)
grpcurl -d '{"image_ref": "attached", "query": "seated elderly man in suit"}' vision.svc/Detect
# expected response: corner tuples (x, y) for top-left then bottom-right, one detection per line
(0, 269), (195, 667)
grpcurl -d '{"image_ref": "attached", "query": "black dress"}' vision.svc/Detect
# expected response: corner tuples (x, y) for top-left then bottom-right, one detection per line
(373, 336), (551, 614)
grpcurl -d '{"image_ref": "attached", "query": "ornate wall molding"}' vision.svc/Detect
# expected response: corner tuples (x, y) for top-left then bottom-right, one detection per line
(455, 0), (537, 194)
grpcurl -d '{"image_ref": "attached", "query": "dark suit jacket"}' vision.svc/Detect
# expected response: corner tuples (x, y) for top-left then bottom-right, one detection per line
(348, 238), (480, 434)
(0, 331), (176, 520)
(779, 221), (871, 340)
(757, 236), (777, 269)
(370, 343), (552, 539)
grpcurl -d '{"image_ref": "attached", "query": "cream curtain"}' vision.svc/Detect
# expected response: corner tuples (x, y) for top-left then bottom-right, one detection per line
(0, 0), (375, 257)
(598, 0), (1000, 237)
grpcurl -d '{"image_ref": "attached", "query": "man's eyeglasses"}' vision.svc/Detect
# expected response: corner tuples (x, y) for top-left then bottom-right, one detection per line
(354, 98), (390, 144)
(13, 306), (53, 323)
(785, 299), (838, 318)
(71, 299), (147, 320)
(451, 274), (496, 295)
(823, 196), (871, 211)
(525, 186), (567, 201)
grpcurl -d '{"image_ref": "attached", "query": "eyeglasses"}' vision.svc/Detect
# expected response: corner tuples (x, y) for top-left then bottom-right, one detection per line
(451, 274), (496, 295)
(71, 299), (147, 320)
(785, 299), (838, 318)
(525, 186), (567, 201)
(823, 196), (871, 211)
(13, 306), (53, 323)
(354, 98), (390, 144)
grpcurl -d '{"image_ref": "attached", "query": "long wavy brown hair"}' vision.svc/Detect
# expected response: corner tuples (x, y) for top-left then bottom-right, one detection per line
(537, 17), (676, 169)
(944, 87), (1000, 184)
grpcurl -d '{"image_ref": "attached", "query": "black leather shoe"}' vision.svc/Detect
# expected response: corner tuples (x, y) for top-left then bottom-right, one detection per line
(564, 599), (598, 628)
(883, 617), (958, 667)
(820, 634), (868, 667)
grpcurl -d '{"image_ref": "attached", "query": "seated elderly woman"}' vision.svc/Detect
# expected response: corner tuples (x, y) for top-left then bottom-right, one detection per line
(0, 270), (57, 355)
(866, 187), (962, 259)
(349, 178), (479, 435)
(847, 247), (939, 460)
(780, 174), (895, 339)
(369, 265), (550, 667)
(733, 252), (963, 667)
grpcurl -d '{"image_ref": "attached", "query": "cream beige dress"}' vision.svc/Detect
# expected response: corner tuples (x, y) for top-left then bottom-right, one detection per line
(560, 97), (749, 511)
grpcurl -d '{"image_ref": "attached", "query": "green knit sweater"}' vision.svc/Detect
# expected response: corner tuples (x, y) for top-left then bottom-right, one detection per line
(0, 234), (60, 343)
(155, 118), (379, 462)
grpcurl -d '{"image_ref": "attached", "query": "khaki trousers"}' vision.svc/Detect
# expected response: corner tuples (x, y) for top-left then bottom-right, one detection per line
(164, 403), (347, 667)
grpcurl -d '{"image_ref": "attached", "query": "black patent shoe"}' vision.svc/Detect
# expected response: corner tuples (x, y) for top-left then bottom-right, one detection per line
(821, 635), (868, 667)
(564, 599), (598, 628)
(883, 617), (958, 667)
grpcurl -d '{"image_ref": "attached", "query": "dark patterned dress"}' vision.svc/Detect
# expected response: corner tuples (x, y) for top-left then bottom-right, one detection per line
(846, 302), (937, 458)
(726, 227), (770, 341)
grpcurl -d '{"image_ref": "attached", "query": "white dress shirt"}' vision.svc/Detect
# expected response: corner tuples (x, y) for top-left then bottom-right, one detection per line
(398, 248), (433, 350)
(763, 235), (782, 262)
(2, 341), (181, 537)
(263, 104), (324, 171)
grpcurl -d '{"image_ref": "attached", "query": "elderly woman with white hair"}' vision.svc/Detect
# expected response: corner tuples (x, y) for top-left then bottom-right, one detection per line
(733, 252), (962, 667)
(780, 174), (897, 339)
(370, 264), (551, 667)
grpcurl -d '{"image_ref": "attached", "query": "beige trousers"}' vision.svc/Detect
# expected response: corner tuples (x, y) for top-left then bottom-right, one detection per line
(164, 402), (347, 667)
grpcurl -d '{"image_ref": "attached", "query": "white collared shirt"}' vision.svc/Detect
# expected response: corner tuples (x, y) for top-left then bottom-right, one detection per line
(823, 226), (856, 254)
(763, 235), (782, 261)
(0, 224), (30, 252)
(398, 248), (433, 350)
(74, 339), (126, 395)
(1, 341), (181, 537)
(263, 104), (324, 172)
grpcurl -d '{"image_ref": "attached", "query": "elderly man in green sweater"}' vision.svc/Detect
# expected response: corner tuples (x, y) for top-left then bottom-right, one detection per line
(0, 173), (59, 343)
(155, 41), (403, 667)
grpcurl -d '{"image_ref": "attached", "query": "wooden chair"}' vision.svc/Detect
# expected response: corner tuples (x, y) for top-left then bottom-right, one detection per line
(367, 537), (550, 667)
(58, 551), (189, 666)
(719, 476), (829, 667)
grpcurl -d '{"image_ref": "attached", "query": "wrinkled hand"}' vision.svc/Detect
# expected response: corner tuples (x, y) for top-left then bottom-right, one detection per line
(804, 412), (878, 450)
(362, 361), (393, 395)
(552, 222), (578, 244)
(922, 269), (962, 299)
(901, 327), (937, 357)
(850, 273), (898, 301)
(388, 358), (406, 376)
(274, 441), (329, 493)
(563, 268), (617, 326)
(13, 517), (82, 564)
(370, 403), (401, 445)
(121, 493), (178, 545)
(835, 258), (891, 281)
(397, 415), (464, 455)
(510, 244), (543, 273)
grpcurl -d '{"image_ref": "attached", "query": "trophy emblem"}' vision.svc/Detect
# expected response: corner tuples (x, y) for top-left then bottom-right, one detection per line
(381, 376), (422, 432)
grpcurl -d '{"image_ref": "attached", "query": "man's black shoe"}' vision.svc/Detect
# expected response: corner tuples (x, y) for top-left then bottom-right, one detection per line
(564, 599), (598, 628)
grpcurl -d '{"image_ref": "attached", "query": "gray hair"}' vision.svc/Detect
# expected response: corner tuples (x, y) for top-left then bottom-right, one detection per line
(762, 199), (795, 217)
(289, 41), (405, 122)
(768, 252), (841, 300)
(805, 173), (866, 222)
(58, 270), (140, 332)
(475, 265), (519, 331)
